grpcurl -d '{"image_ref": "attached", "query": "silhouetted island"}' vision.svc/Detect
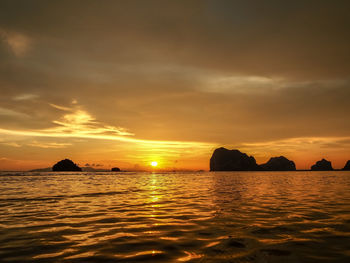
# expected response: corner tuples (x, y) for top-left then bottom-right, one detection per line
(342, 160), (350, 171)
(111, 167), (121, 172)
(210, 148), (260, 171)
(52, 159), (82, 171)
(210, 147), (297, 171)
(311, 159), (333, 171)
(260, 156), (296, 171)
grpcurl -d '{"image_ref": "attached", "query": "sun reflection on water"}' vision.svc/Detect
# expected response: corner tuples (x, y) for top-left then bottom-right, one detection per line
(0, 171), (350, 262)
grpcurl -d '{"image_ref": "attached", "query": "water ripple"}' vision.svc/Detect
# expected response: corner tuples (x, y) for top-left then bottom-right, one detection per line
(0, 171), (350, 262)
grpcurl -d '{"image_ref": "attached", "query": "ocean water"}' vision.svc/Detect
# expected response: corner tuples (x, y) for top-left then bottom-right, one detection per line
(0, 171), (349, 262)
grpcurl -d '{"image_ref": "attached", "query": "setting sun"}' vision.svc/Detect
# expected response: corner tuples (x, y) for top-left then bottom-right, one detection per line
(151, 161), (158, 167)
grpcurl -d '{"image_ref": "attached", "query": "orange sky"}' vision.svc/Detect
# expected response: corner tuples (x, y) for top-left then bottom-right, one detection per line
(0, 1), (350, 171)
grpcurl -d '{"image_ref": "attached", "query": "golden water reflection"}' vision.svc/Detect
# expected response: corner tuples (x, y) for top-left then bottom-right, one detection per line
(0, 171), (349, 262)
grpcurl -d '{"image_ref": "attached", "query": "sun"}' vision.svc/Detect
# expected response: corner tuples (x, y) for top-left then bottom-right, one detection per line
(151, 161), (158, 167)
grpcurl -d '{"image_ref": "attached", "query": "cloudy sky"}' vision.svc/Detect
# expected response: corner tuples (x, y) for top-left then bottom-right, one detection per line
(0, 0), (349, 170)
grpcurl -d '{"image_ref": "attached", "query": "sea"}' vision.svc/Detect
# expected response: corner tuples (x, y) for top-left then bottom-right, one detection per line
(0, 171), (349, 262)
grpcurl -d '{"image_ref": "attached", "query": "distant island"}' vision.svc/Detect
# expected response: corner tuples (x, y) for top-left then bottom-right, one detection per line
(28, 159), (123, 172)
(210, 148), (296, 171)
(311, 159), (333, 171)
(52, 159), (82, 171)
(210, 147), (349, 171)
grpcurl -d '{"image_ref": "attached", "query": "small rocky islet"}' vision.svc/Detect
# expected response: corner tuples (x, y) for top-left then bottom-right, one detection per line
(52, 159), (82, 171)
(311, 158), (333, 171)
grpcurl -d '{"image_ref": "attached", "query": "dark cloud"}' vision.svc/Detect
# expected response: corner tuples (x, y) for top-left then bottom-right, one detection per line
(1, 0), (350, 79)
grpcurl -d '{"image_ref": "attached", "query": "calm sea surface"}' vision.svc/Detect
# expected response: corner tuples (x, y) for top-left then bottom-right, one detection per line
(0, 171), (349, 262)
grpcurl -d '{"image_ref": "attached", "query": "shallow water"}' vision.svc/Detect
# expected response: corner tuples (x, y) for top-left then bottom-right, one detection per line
(0, 171), (349, 262)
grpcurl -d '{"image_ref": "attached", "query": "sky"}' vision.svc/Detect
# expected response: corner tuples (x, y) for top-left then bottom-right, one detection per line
(0, 0), (350, 171)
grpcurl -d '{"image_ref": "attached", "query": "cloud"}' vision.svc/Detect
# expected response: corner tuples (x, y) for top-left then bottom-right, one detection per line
(1, 1), (349, 79)
(48, 109), (135, 137)
(0, 142), (21, 147)
(200, 75), (284, 93)
(0, 28), (31, 57)
(13, 94), (39, 101)
(239, 136), (350, 152)
(0, 107), (215, 150)
(0, 107), (28, 118)
(49, 103), (72, 111)
(27, 141), (72, 149)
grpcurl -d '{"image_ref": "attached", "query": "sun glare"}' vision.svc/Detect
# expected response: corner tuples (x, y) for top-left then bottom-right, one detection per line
(151, 161), (158, 167)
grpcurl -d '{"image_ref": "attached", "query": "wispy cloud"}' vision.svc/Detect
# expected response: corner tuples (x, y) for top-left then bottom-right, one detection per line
(49, 103), (72, 111)
(48, 109), (135, 137)
(0, 28), (31, 57)
(237, 136), (350, 156)
(0, 107), (28, 118)
(0, 142), (21, 148)
(0, 107), (215, 150)
(201, 75), (283, 93)
(13, 94), (39, 101)
(48, 103), (134, 136)
(28, 141), (72, 149)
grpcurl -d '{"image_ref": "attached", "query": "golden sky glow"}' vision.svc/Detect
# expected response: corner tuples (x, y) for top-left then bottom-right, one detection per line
(0, 1), (350, 170)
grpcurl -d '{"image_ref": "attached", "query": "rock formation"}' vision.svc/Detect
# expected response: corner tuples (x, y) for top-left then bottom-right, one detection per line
(260, 156), (296, 171)
(52, 159), (82, 171)
(210, 148), (260, 171)
(111, 167), (121, 172)
(342, 160), (350, 170)
(311, 159), (333, 171)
